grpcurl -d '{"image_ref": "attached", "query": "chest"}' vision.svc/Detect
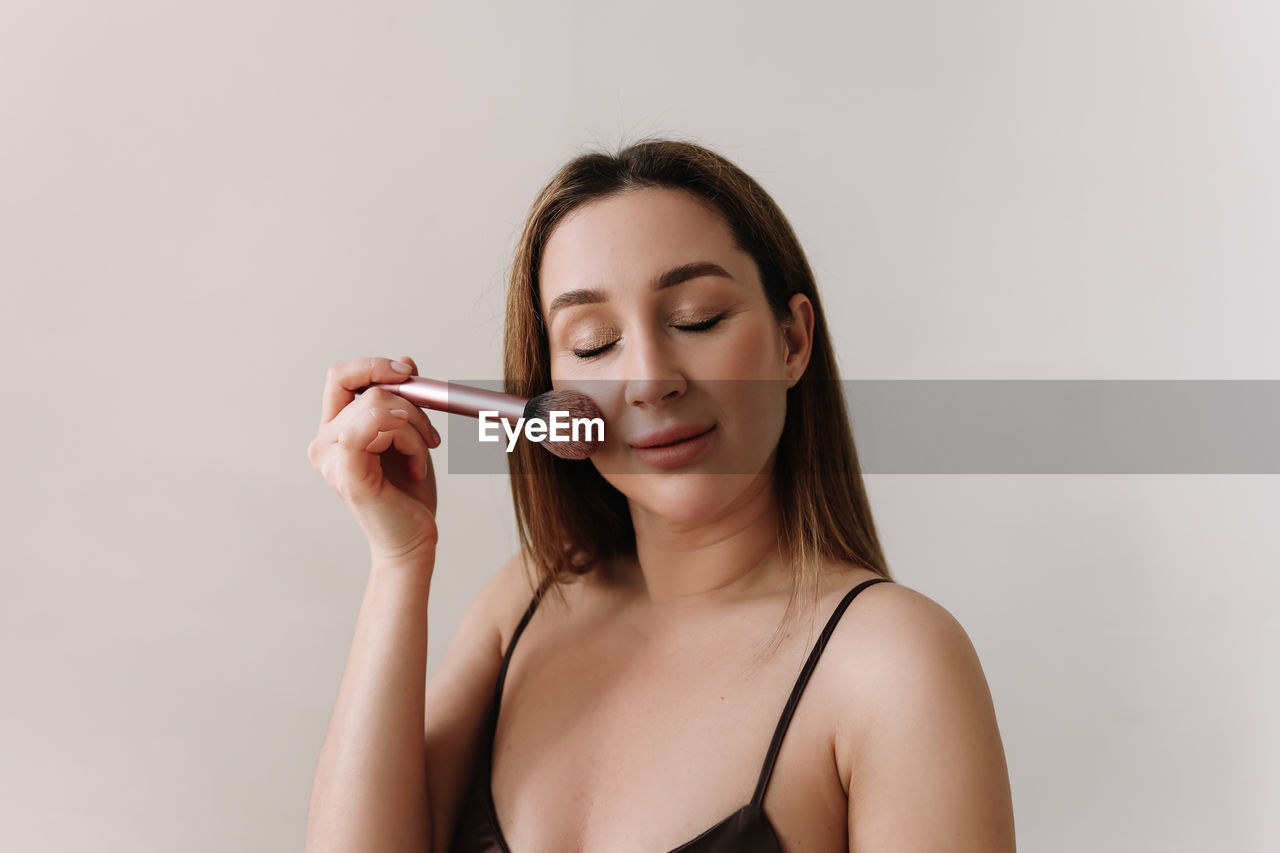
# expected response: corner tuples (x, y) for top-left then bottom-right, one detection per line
(487, 609), (851, 852)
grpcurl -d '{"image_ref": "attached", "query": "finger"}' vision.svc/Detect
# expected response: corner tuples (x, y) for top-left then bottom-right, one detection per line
(330, 407), (412, 497)
(320, 356), (416, 424)
(324, 386), (440, 458)
(362, 408), (428, 458)
(362, 386), (441, 452)
(396, 355), (419, 376)
(392, 416), (437, 479)
(377, 383), (440, 448)
(364, 419), (434, 480)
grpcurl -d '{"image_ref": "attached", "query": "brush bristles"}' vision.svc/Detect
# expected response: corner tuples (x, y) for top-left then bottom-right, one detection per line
(523, 389), (606, 460)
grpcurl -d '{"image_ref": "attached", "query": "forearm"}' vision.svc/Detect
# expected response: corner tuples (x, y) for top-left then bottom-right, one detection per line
(306, 554), (435, 853)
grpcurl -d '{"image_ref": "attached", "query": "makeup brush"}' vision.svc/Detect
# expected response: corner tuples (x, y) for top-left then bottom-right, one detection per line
(357, 377), (605, 460)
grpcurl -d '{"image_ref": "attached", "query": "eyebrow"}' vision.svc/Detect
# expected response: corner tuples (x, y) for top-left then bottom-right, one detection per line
(545, 260), (736, 321)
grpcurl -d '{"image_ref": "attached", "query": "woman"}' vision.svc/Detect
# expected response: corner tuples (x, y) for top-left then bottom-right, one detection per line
(305, 139), (1016, 852)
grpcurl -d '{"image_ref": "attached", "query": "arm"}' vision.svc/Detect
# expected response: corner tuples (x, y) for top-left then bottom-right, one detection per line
(839, 587), (1017, 852)
(305, 554), (436, 853)
(305, 550), (531, 853)
(422, 552), (535, 852)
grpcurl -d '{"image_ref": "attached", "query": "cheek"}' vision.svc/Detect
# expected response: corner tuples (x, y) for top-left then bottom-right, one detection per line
(737, 384), (789, 460)
(548, 375), (625, 426)
(703, 317), (786, 380)
(708, 377), (788, 474)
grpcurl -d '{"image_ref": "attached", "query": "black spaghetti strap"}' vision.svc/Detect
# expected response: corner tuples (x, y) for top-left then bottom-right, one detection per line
(488, 585), (546, 722)
(750, 577), (891, 806)
(474, 585), (546, 852)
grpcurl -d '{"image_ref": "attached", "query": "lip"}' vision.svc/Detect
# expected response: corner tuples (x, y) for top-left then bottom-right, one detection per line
(629, 424), (716, 469)
(630, 423), (716, 449)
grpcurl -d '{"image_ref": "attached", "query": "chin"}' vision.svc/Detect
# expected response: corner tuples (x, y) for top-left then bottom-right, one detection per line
(610, 471), (762, 526)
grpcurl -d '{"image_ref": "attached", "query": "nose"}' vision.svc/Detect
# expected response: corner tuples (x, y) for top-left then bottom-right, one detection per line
(622, 328), (686, 409)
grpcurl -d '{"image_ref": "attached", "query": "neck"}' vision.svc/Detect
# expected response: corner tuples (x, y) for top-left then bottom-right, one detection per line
(618, 471), (788, 608)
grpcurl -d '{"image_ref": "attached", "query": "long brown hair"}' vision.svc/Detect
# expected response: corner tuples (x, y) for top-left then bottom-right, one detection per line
(503, 136), (892, 648)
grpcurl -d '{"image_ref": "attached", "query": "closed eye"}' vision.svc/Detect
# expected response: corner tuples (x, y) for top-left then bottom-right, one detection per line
(572, 341), (615, 359)
(571, 314), (727, 360)
(673, 313), (725, 333)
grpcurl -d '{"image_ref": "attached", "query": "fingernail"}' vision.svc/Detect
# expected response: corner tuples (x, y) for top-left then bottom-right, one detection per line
(390, 409), (409, 419)
(390, 360), (412, 373)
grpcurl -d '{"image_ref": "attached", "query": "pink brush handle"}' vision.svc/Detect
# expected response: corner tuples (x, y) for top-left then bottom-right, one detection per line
(367, 377), (528, 421)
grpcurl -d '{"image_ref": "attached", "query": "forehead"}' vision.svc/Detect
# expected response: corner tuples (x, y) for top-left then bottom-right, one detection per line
(538, 188), (741, 311)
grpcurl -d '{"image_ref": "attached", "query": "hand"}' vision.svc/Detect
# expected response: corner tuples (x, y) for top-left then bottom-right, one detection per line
(306, 356), (441, 562)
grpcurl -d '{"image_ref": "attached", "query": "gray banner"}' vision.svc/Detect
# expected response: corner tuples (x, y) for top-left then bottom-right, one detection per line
(437, 380), (1280, 474)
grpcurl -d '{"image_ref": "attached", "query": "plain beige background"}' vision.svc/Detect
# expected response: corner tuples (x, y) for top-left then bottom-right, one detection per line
(3, 1), (1277, 851)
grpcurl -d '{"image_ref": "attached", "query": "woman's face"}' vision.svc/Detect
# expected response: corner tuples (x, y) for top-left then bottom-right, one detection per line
(538, 187), (813, 526)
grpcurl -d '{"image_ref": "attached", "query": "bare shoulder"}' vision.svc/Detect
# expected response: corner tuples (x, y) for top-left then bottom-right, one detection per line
(825, 580), (978, 688)
(822, 579), (992, 756)
(823, 580), (1017, 851)
(484, 548), (544, 655)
